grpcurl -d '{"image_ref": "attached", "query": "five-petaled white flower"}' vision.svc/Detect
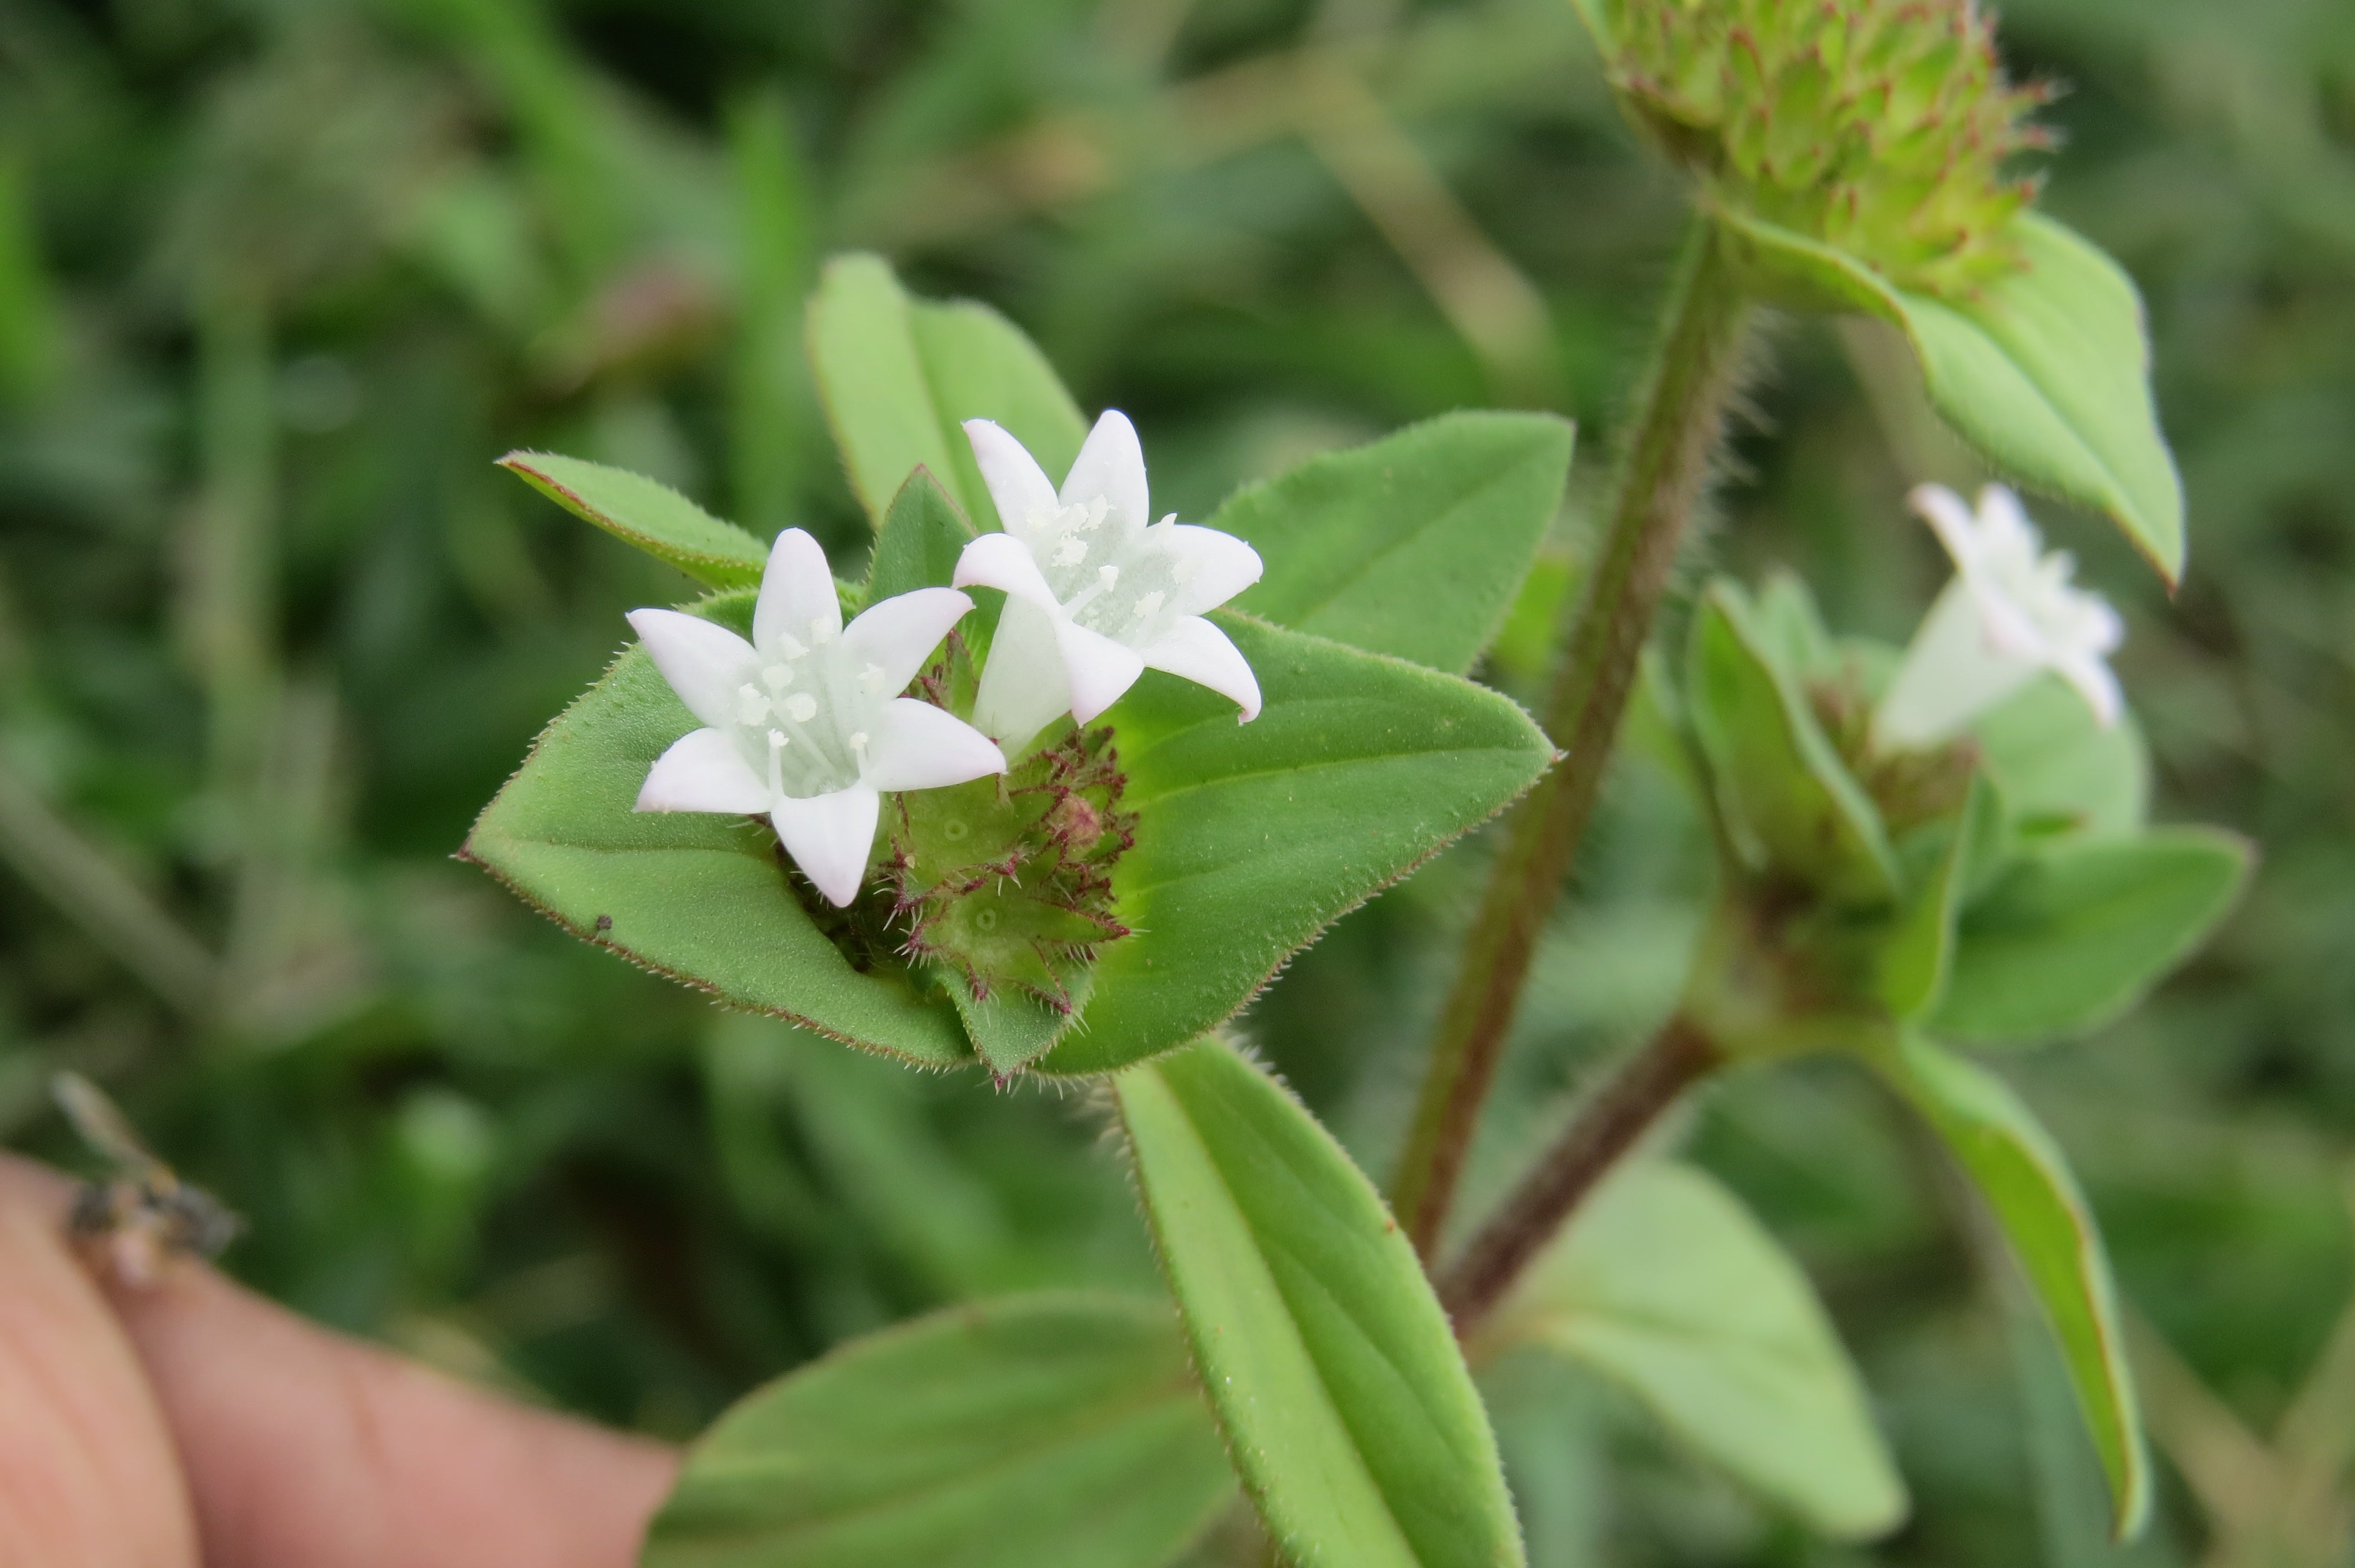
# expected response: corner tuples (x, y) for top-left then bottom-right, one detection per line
(1875, 483), (2125, 752)
(954, 411), (1265, 748)
(629, 529), (1006, 907)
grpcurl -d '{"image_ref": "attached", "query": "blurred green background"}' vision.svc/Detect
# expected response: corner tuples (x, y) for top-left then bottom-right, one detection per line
(2, 0), (2350, 1563)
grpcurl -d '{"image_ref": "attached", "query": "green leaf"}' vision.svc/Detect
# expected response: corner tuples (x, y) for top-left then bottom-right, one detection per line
(1722, 212), (2185, 582)
(642, 1293), (1235, 1568)
(1115, 1038), (1524, 1568)
(498, 450), (770, 589)
(1975, 678), (2150, 844)
(807, 253), (1085, 530)
(462, 590), (972, 1069)
(952, 973), (1090, 1080)
(1870, 1033), (2149, 1538)
(1041, 614), (1554, 1075)
(868, 466), (978, 602)
(1750, 569), (1842, 685)
(1877, 775), (1998, 1021)
(1931, 828), (2251, 1047)
(1685, 581), (1898, 905)
(1481, 1161), (1907, 1541)
(1220, 411), (1575, 675)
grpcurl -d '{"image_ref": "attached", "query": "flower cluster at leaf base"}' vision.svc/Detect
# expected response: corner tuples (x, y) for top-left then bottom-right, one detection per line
(622, 409), (1268, 1028)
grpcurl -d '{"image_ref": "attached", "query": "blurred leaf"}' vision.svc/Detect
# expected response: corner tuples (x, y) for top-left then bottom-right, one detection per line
(1879, 775), (1999, 1020)
(642, 1293), (1235, 1568)
(808, 253), (1085, 530)
(1725, 212), (2185, 580)
(1686, 580), (1898, 905)
(1482, 1161), (1908, 1541)
(499, 451), (769, 589)
(1975, 679), (2151, 845)
(1220, 411), (1575, 675)
(868, 467), (978, 602)
(462, 589), (972, 1068)
(1874, 1032), (2149, 1537)
(1043, 614), (1553, 1075)
(1932, 828), (2253, 1047)
(1115, 1038), (1525, 1568)
(1752, 569), (1842, 685)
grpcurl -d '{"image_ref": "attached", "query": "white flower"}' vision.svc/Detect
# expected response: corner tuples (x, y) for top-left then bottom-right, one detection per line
(1875, 483), (2126, 751)
(628, 529), (1006, 907)
(953, 410), (1265, 748)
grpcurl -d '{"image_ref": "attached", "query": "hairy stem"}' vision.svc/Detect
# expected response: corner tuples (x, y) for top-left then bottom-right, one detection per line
(1439, 1014), (1719, 1334)
(1390, 223), (1753, 1256)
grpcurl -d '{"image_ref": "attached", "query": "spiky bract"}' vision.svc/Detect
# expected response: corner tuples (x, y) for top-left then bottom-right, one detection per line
(1593, 0), (2052, 297)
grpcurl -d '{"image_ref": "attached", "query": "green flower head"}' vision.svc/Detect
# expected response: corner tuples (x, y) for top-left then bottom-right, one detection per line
(1585, 0), (2054, 297)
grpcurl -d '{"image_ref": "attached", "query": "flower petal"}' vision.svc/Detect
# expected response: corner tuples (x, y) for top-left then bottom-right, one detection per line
(954, 532), (1062, 611)
(1142, 615), (1262, 722)
(768, 785), (880, 908)
(1907, 484), (1985, 576)
(636, 727), (768, 813)
(1054, 617), (1149, 725)
(1165, 524), (1265, 617)
(1060, 409), (1149, 536)
(963, 419), (1061, 534)
(973, 595), (1073, 748)
(844, 587), (973, 698)
(627, 608), (759, 731)
(2051, 649), (2124, 728)
(754, 527), (841, 652)
(863, 698), (1008, 790)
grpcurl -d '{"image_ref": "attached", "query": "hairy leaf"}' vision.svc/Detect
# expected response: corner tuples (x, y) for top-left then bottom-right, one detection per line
(1725, 212), (2184, 581)
(499, 451), (769, 589)
(1220, 411), (1574, 675)
(1873, 1034), (2148, 1537)
(808, 253), (1084, 530)
(1042, 615), (1553, 1075)
(1481, 1161), (1907, 1540)
(1116, 1039), (1524, 1568)
(642, 1294), (1234, 1568)
(1932, 828), (2251, 1046)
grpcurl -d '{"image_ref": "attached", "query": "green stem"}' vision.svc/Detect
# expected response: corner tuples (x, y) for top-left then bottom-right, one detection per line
(1391, 222), (1753, 1257)
(1438, 1012), (1719, 1335)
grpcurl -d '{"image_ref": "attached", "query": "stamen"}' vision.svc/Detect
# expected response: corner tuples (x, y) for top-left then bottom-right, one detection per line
(762, 663), (794, 691)
(810, 616), (835, 646)
(784, 693), (818, 723)
(1173, 554), (1200, 585)
(1133, 590), (1165, 622)
(736, 684), (769, 725)
(775, 634), (807, 660)
(1097, 564), (1119, 589)
(1053, 536), (1089, 568)
(859, 662), (890, 695)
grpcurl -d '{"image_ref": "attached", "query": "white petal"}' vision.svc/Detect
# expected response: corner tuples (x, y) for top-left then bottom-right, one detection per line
(636, 727), (768, 813)
(1054, 617), (1148, 724)
(843, 587), (973, 698)
(768, 785), (880, 908)
(1963, 576), (2049, 662)
(754, 527), (841, 652)
(954, 532), (1063, 611)
(1142, 616), (1262, 722)
(2052, 649), (2124, 728)
(627, 608), (759, 731)
(1165, 524), (1265, 616)
(973, 596), (1073, 749)
(963, 419), (1062, 534)
(862, 698), (1008, 790)
(1873, 583), (2038, 750)
(1060, 409), (1149, 534)
(1906, 484), (1985, 576)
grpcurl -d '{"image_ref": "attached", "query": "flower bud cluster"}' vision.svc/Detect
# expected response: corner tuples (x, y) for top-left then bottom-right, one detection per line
(1594, 0), (2052, 297)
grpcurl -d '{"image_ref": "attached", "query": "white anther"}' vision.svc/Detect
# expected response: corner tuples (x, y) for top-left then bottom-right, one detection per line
(737, 684), (768, 725)
(849, 732), (869, 753)
(1133, 590), (1165, 622)
(810, 617), (834, 646)
(761, 663), (794, 692)
(766, 728), (788, 751)
(784, 693), (818, 723)
(775, 633), (807, 660)
(1054, 536), (1089, 568)
(859, 662), (890, 695)
(1097, 564), (1120, 589)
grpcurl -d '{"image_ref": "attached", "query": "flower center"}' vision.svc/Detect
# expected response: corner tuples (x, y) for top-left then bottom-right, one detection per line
(726, 623), (869, 796)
